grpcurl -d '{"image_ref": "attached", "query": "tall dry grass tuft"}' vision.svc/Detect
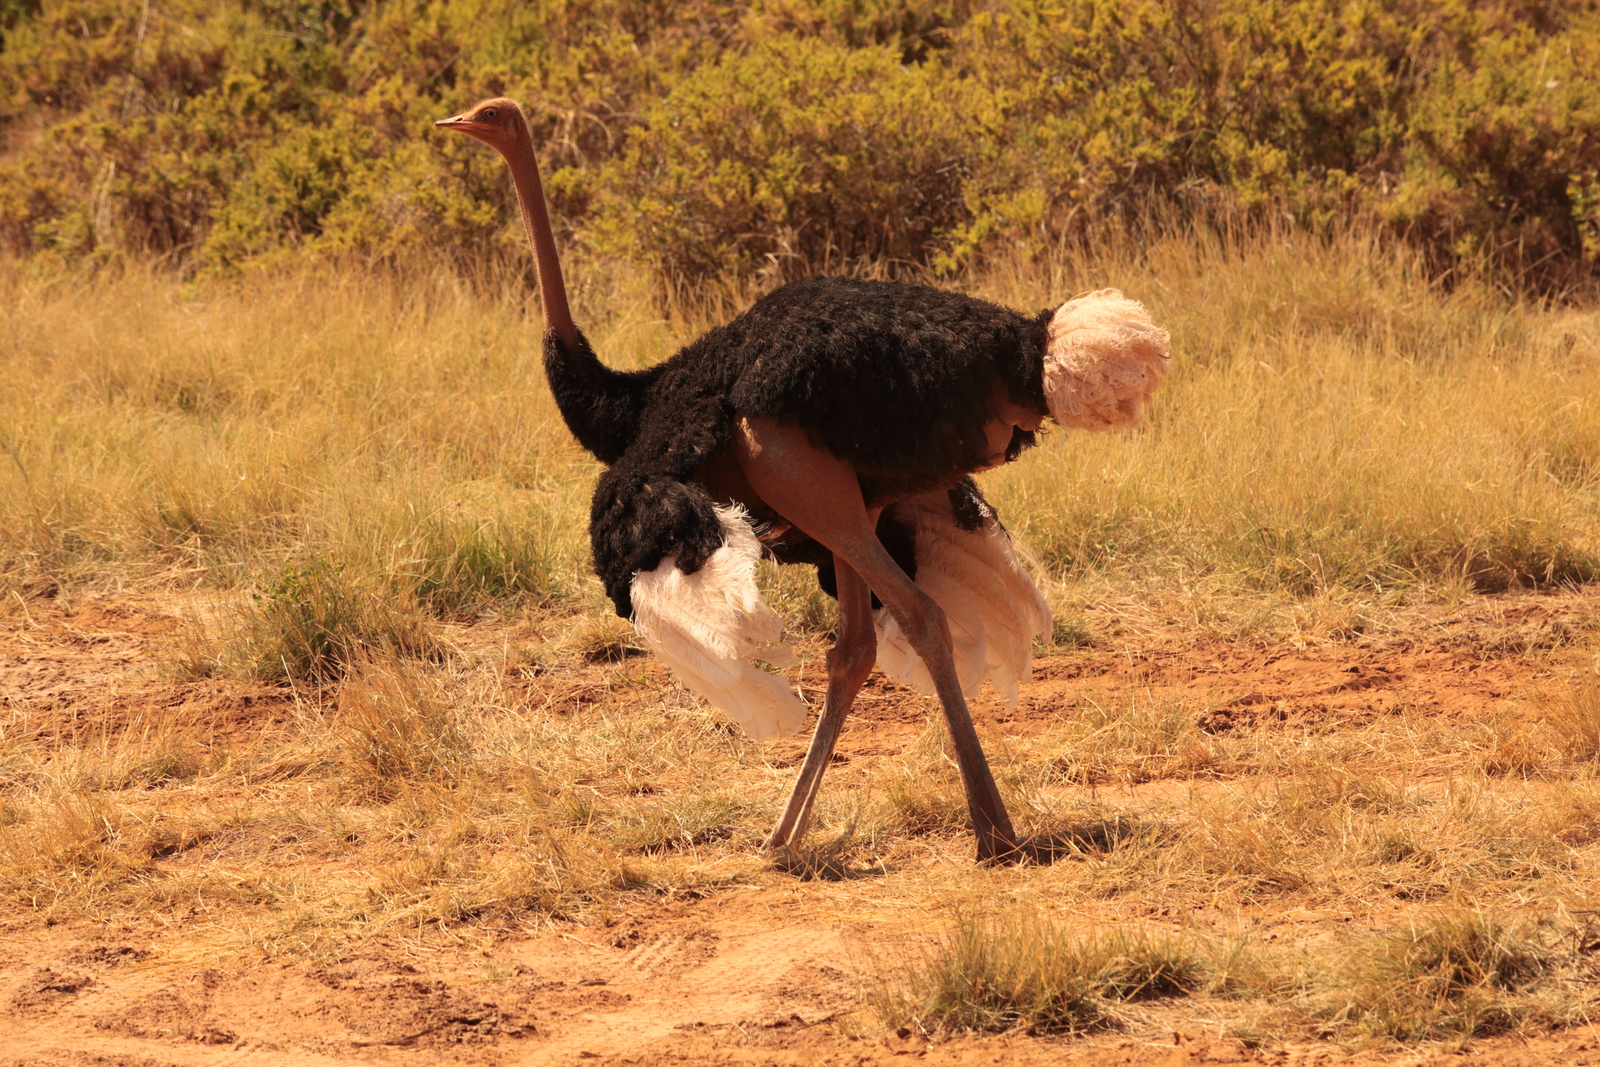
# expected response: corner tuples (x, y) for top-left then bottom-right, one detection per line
(607, 791), (753, 856)
(1534, 668), (1600, 762)
(874, 908), (1206, 1035)
(337, 656), (467, 799)
(361, 820), (632, 928)
(227, 560), (440, 684)
(46, 716), (206, 792)
(1330, 911), (1556, 1044)
(0, 795), (141, 913)
(395, 508), (568, 617)
(881, 721), (972, 836)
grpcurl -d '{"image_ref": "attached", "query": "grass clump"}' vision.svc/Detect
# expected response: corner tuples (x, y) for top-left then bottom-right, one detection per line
(1534, 669), (1600, 763)
(363, 833), (628, 928)
(231, 559), (439, 685)
(34, 717), (207, 793)
(1332, 911), (1556, 1044)
(337, 657), (467, 800)
(883, 775), (970, 837)
(1042, 612), (1095, 650)
(881, 724), (972, 836)
(0, 797), (220, 915)
(406, 514), (563, 616)
(607, 792), (751, 855)
(875, 909), (1205, 1035)
(1024, 812), (1151, 861)
(0, 796), (136, 912)
(1030, 697), (1226, 786)
(768, 825), (869, 882)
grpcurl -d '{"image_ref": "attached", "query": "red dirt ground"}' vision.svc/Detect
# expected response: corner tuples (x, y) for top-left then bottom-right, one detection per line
(2, 589), (1597, 1066)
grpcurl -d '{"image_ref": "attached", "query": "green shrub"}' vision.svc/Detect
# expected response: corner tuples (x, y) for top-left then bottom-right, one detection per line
(0, 0), (735, 268)
(943, 0), (1600, 285)
(1, 0), (1597, 289)
(1394, 19), (1600, 279)
(585, 34), (983, 284)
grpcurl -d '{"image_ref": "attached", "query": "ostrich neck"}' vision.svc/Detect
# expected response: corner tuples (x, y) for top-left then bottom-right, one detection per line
(502, 130), (576, 346)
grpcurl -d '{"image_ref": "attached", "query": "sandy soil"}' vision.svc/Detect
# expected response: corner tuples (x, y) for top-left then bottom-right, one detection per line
(2, 588), (1598, 1066)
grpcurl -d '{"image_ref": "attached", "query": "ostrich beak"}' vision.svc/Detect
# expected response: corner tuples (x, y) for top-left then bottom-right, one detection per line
(435, 114), (493, 133)
(435, 114), (498, 144)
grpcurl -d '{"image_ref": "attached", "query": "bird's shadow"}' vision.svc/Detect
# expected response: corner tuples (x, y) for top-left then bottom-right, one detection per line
(1013, 815), (1152, 867)
(767, 817), (1154, 876)
(766, 829), (892, 882)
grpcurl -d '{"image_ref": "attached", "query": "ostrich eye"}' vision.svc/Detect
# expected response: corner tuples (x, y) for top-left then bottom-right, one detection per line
(480, 108), (498, 120)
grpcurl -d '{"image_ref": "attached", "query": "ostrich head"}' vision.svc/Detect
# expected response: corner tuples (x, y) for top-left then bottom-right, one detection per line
(434, 97), (529, 154)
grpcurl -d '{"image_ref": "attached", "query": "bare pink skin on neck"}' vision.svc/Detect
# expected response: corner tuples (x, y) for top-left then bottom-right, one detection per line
(498, 126), (577, 348)
(976, 383), (1047, 471)
(435, 102), (576, 348)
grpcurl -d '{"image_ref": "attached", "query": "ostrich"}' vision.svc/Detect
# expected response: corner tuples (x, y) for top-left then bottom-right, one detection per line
(437, 99), (1170, 863)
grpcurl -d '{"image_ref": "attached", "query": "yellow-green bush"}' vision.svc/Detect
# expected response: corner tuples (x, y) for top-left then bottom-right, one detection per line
(585, 33), (985, 283)
(1, 0), (1597, 288)
(0, 0), (741, 268)
(942, 0), (1600, 285)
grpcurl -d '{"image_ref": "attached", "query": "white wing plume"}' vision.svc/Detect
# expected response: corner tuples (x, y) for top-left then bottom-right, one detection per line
(874, 491), (1051, 705)
(630, 505), (808, 740)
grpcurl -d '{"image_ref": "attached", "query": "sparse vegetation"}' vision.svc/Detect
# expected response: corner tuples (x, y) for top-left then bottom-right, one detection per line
(2, 596), (1595, 1051)
(1331, 911), (1562, 1045)
(1535, 667), (1600, 762)
(336, 655), (468, 798)
(230, 560), (441, 684)
(873, 910), (1206, 1034)
(0, 12), (1598, 1052)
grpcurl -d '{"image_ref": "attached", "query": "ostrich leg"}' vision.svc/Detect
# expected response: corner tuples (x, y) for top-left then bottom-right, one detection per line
(761, 556), (877, 855)
(736, 416), (1020, 863)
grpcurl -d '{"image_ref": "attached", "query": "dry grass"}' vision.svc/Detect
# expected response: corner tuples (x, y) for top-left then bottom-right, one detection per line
(1328, 910), (1563, 1045)
(0, 224), (1598, 1049)
(336, 655), (468, 798)
(2, 222), (1596, 612)
(226, 561), (442, 684)
(0, 259), (604, 612)
(1535, 666), (1600, 761)
(0, 610), (1597, 1044)
(872, 909), (1208, 1034)
(1022, 695), (1231, 786)
(984, 224), (1600, 597)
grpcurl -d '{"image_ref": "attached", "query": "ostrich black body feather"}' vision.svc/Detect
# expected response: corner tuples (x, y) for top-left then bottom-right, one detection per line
(550, 277), (1051, 618)
(541, 329), (663, 465)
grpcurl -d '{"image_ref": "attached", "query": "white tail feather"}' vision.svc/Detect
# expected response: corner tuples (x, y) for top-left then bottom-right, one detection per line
(1043, 289), (1172, 431)
(875, 493), (1051, 705)
(631, 505), (807, 740)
